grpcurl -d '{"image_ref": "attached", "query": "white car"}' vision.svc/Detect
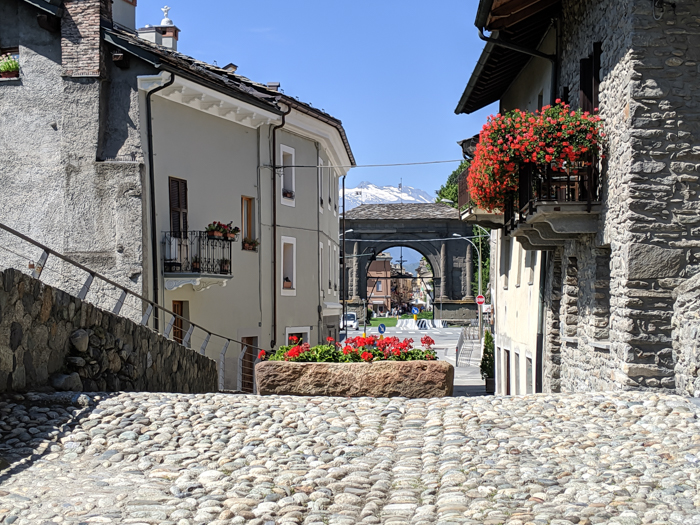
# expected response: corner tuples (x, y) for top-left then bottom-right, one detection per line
(341, 313), (359, 331)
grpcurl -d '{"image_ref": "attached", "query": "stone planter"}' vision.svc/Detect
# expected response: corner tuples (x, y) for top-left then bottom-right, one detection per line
(256, 360), (454, 398)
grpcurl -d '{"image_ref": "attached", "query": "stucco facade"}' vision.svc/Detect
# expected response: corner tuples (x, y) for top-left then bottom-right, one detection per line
(0, 0), (353, 391)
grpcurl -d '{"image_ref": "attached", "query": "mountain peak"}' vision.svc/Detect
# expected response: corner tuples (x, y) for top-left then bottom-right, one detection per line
(342, 182), (433, 209)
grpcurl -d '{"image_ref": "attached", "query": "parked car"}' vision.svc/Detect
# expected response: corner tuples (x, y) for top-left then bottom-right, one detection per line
(341, 313), (358, 331)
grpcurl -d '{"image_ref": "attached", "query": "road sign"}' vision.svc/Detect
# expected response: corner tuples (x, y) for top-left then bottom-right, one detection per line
(476, 295), (485, 305)
(378, 324), (386, 334)
(412, 307), (420, 315)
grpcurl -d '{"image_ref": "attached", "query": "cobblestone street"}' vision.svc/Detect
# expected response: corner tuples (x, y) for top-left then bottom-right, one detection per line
(1, 391), (700, 525)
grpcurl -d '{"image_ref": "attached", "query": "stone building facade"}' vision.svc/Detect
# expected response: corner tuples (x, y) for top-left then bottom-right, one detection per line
(456, 0), (700, 395)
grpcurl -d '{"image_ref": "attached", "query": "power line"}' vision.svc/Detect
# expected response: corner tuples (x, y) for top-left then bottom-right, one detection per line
(266, 159), (466, 170)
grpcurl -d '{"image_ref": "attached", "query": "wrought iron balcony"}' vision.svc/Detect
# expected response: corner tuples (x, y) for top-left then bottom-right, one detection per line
(162, 231), (234, 276)
(505, 157), (603, 247)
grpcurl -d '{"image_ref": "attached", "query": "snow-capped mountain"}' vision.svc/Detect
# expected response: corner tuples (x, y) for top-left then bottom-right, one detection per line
(341, 181), (433, 209)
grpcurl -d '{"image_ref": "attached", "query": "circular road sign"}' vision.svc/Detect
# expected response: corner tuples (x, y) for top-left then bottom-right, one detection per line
(476, 295), (486, 305)
(412, 306), (420, 315)
(378, 324), (386, 334)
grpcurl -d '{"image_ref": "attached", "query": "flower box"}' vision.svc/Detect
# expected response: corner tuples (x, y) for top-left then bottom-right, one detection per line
(207, 231), (223, 239)
(0, 71), (19, 79)
(255, 360), (454, 398)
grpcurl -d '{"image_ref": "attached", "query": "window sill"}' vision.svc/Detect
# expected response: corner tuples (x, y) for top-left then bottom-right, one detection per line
(0, 75), (21, 83)
(281, 196), (295, 208)
(281, 288), (297, 297)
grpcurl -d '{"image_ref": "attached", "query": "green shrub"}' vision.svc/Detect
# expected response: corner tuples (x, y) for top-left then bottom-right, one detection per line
(481, 330), (495, 380)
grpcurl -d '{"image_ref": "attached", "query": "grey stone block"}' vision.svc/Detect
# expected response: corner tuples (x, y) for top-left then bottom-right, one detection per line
(50, 372), (83, 392)
(627, 244), (684, 279)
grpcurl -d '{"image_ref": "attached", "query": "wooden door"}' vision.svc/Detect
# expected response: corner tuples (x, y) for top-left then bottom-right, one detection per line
(241, 337), (257, 393)
(172, 301), (184, 344)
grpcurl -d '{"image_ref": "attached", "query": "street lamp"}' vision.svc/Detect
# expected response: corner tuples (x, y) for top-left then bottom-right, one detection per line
(453, 232), (490, 340)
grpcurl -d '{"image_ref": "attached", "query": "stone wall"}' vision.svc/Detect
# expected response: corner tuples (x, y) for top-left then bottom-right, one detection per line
(541, 0), (700, 394)
(0, 269), (218, 394)
(0, 0), (150, 320)
(672, 272), (700, 397)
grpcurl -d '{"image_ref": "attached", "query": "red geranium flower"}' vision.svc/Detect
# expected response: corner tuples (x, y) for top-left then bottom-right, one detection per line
(360, 351), (373, 362)
(257, 350), (266, 360)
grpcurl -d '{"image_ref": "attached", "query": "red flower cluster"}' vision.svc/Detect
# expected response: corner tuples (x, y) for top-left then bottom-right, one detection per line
(420, 336), (435, 349)
(468, 102), (604, 212)
(360, 351), (373, 362)
(257, 350), (266, 360)
(285, 342), (311, 360)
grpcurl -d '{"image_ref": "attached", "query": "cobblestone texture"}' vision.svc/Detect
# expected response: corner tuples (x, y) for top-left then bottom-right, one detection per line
(1, 391), (700, 524)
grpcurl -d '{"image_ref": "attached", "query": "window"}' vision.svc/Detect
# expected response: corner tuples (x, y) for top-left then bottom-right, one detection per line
(327, 240), (332, 293)
(537, 90), (543, 111)
(240, 336), (257, 394)
(319, 242), (324, 294)
(376, 280), (382, 292)
(516, 244), (523, 287)
(328, 168), (333, 211)
(500, 235), (511, 289)
(333, 245), (338, 293)
(280, 145), (295, 205)
(241, 196), (254, 241)
(169, 177), (188, 234)
(526, 357), (534, 395)
(580, 42), (602, 112)
(281, 236), (296, 296)
(528, 251), (537, 285)
(514, 352), (520, 395)
(318, 157), (324, 211)
(285, 327), (310, 345)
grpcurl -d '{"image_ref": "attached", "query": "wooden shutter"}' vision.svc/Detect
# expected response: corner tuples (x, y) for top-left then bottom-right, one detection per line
(592, 42), (602, 110)
(169, 177), (188, 234)
(579, 56), (593, 113)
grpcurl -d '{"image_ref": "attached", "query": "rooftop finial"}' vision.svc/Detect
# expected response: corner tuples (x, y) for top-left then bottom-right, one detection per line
(161, 6), (173, 26)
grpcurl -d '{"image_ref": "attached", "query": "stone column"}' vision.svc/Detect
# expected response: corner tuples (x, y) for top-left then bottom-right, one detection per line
(466, 243), (474, 299)
(351, 242), (359, 299)
(440, 242), (447, 299)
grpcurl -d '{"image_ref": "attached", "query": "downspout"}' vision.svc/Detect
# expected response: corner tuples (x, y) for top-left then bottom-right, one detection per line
(342, 174), (346, 335)
(270, 103), (292, 349)
(478, 24), (558, 104)
(145, 72), (175, 331)
(315, 142), (322, 343)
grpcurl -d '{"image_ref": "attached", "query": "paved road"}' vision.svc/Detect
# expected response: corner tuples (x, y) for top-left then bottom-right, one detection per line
(2, 391), (699, 524)
(342, 328), (486, 397)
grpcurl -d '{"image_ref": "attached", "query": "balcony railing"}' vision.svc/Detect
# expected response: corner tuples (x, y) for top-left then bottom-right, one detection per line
(162, 231), (235, 275)
(505, 156), (601, 235)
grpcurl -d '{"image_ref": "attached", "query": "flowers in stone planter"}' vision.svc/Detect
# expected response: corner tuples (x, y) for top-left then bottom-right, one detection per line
(0, 54), (19, 78)
(265, 336), (438, 363)
(468, 101), (604, 211)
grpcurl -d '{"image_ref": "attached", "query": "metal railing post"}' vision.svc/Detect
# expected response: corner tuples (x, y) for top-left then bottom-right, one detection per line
(219, 340), (230, 391)
(200, 333), (211, 355)
(113, 290), (127, 315)
(141, 304), (153, 326)
(164, 315), (176, 338)
(182, 324), (194, 347)
(32, 250), (50, 279)
(78, 274), (94, 300)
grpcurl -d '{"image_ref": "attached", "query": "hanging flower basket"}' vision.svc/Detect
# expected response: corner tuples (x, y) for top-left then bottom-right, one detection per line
(468, 101), (604, 212)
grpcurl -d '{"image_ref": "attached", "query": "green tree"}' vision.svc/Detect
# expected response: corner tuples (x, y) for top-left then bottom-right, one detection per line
(435, 160), (469, 207)
(471, 225), (491, 300)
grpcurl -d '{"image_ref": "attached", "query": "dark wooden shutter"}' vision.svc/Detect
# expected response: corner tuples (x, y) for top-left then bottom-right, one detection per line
(579, 56), (593, 113)
(592, 42), (602, 110)
(169, 177), (188, 235)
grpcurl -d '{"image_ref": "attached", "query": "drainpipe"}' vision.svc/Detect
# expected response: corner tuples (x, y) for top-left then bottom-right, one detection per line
(145, 72), (175, 331)
(342, 174), (346, 335)
(478, 24), (558, 105)
(270, 103), (292, 349)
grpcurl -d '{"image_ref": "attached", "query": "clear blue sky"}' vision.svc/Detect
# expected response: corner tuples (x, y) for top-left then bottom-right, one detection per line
(136, 1), (497, 196)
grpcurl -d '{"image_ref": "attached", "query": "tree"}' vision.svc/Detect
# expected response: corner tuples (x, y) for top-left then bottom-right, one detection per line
(471, 225), (491, 300)
(435, 160), (469, 208)
(481, 329), (495, 380)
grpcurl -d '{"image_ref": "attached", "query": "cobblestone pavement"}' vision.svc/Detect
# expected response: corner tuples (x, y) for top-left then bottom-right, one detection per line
(1, 391), (700, 525)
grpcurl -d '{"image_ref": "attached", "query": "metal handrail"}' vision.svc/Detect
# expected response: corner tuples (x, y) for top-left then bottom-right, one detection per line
(0, 221), (265, 389)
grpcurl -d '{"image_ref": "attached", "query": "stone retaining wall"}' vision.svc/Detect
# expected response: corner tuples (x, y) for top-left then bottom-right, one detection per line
(0, 269), (217, 394)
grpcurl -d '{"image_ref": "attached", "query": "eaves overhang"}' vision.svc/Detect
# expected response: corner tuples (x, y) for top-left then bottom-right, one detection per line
(103, 29), (283, 117)
(20, 0), (63, 17)
(455, 5), (557, 115)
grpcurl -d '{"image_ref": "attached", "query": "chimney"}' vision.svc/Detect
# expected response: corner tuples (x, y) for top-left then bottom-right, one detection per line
(267, 82), (281, 92)
(224, 63), (238, 73)
(112, 0), (137, 30)
(137, 6), (180, 50)
(61, 0), (112, 77)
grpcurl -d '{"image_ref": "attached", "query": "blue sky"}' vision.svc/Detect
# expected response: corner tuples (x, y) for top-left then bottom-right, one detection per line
(136, 0), (497, 196)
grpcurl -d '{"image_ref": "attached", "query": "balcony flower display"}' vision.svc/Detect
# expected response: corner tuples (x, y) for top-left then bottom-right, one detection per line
(264, 335), (438, 363)
(468, 101), (604, 212)
(206, 221), (239, 240)
(0, 53), (19, 79)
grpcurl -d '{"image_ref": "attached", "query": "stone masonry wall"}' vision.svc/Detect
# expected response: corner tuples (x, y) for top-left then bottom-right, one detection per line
(0, 269), (218, 394)
(542, 248), (562, 393)
(547, 0), (700, 393)
(672, 272), (700, 396)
